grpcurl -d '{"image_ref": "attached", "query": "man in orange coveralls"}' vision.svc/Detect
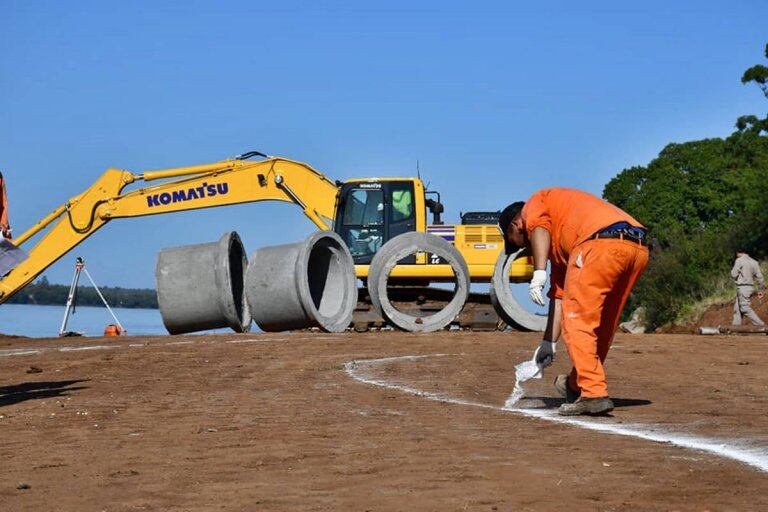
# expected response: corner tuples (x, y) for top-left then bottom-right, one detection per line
(499, 189), (648, 415)
(0, 172), (11, 239)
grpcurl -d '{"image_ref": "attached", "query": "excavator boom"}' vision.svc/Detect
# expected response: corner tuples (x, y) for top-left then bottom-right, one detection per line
(1, 153), (535, 332)
(0, 156), (339, 302)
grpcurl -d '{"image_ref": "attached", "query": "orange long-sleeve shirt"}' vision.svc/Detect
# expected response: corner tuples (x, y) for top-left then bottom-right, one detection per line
(520, 188), (643, 299)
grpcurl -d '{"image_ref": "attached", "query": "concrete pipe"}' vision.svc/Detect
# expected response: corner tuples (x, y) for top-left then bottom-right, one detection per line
(368, 232), (470, 332)
(156, 232), (252, 335)
(245, 231), (356, 333)
(489, 249), (547, 332)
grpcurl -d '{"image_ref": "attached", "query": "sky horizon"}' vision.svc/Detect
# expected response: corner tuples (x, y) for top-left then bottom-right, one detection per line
(2, 1), (767, 288)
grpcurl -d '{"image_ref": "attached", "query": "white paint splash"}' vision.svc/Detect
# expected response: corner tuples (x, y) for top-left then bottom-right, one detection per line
(504, 359), (545, 408)
(344, 354), (768, 473)
(503, 380), (526, 409)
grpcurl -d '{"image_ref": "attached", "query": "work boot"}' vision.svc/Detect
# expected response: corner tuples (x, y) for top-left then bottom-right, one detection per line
(554, 374), (580, 404)
(558, 397), (614, 416)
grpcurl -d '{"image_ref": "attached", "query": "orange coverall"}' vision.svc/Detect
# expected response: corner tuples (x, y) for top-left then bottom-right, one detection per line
(521, 188), (648, 398)
(0, 172), (9, 238)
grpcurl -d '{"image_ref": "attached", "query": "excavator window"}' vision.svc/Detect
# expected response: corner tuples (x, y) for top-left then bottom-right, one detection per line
(391, 188), (413, 222)
(386, 181), (416, 242)
(340, 188), (385, 260)
(335, 181), (417, 264)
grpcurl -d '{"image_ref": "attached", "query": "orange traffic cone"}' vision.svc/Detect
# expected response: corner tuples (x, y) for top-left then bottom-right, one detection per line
(104, 324), (124, 337)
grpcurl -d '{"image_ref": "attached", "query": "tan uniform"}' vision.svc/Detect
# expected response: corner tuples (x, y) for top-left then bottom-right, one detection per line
(731, 254), (765, 326)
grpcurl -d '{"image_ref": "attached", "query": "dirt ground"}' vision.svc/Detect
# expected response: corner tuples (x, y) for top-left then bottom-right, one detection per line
(667, 293), (768, 333)
(698, 294), (768, 329)
(0, 330), (766, 511)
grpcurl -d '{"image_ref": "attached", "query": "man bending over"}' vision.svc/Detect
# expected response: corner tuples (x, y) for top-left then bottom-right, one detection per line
(499, 189), (648, 416)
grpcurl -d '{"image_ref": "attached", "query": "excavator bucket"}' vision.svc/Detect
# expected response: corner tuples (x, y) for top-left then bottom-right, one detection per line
(0, 239), (27, 276)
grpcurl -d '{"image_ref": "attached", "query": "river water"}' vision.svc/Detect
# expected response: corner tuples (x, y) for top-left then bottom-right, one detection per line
(0, 304), (171, 338)
(0, 287), (543, 339)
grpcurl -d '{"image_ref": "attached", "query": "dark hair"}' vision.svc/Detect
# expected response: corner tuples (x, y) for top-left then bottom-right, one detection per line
(498, 201), (525, 254)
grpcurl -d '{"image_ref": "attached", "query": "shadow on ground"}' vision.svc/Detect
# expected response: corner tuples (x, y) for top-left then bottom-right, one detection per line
(522, 396), (652, 409)
(0, 379), (89, 408)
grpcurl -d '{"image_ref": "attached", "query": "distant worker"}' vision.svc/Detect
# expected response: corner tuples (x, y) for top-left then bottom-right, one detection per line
(0, 172), (11, 238)
(499, 189), (648, 416)
(731, 250), (765, 326)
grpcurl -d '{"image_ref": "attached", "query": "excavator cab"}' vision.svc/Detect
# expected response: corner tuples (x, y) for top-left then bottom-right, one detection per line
(334, 179), (419, 264)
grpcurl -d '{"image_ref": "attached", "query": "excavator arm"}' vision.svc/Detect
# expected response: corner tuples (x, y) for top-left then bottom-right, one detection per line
(0, 155), (339, 303)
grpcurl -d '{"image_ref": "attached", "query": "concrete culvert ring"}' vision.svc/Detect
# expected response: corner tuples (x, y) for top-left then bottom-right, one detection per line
(156, 231), (252, 335)
(489, 248), (547, 332)
(216, 232), (252, 333)
(368, 232), (469, 332)
(296, 232), (357, 332)
(246, 231), (356, 332)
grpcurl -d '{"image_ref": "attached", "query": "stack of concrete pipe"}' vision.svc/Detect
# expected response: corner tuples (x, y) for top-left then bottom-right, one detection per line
(156, 229), (544, 335)
(156, 231), (356, 334)
(367, 232), (546, 333)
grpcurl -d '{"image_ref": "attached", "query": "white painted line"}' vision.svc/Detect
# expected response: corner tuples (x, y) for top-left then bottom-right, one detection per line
(226, 337), (297, 344)
(59, 345), (116, 352)
(344, 354), (768, 473)
(0, 349), (42, 357)
(2, 333), (332, 359)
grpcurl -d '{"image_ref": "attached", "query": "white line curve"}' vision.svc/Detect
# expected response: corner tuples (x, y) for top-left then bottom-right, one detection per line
(344, 354), (768, 473)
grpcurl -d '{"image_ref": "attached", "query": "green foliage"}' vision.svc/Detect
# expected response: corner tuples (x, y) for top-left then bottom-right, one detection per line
(604, 131), (768, 250)
(741, 43), (768, 98)
(604, 105), (768, 329)
(7, 278), (158, 309)
(736, 114), (768, 135)
(603, 43), (768, 328)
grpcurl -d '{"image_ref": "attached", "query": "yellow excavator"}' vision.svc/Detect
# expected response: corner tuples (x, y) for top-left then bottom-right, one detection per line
(0, 152), (533, 329)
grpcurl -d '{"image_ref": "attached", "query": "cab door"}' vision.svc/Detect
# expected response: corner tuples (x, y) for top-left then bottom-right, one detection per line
(384, 181), (416, 240)
(335, 183), (385, 264)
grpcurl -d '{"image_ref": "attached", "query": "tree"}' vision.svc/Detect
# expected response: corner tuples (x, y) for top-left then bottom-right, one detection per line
(741, 43), (768, 98)
(737, 43), (768, 134)
(603, 136), (766, 248)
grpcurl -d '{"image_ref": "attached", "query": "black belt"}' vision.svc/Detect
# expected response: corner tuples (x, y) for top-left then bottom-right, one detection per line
(591, 230), (647, 246)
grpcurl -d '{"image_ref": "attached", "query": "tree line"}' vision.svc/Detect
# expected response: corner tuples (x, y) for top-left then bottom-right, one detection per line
(7, 276), (158, 309)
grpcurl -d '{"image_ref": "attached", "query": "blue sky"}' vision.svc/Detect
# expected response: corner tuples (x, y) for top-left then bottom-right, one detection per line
(2, 0), (767, 288)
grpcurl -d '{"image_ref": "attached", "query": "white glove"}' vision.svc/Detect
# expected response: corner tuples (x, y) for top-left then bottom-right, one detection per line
(529, 269), (547, 306)
(532, 339), (556, 368)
